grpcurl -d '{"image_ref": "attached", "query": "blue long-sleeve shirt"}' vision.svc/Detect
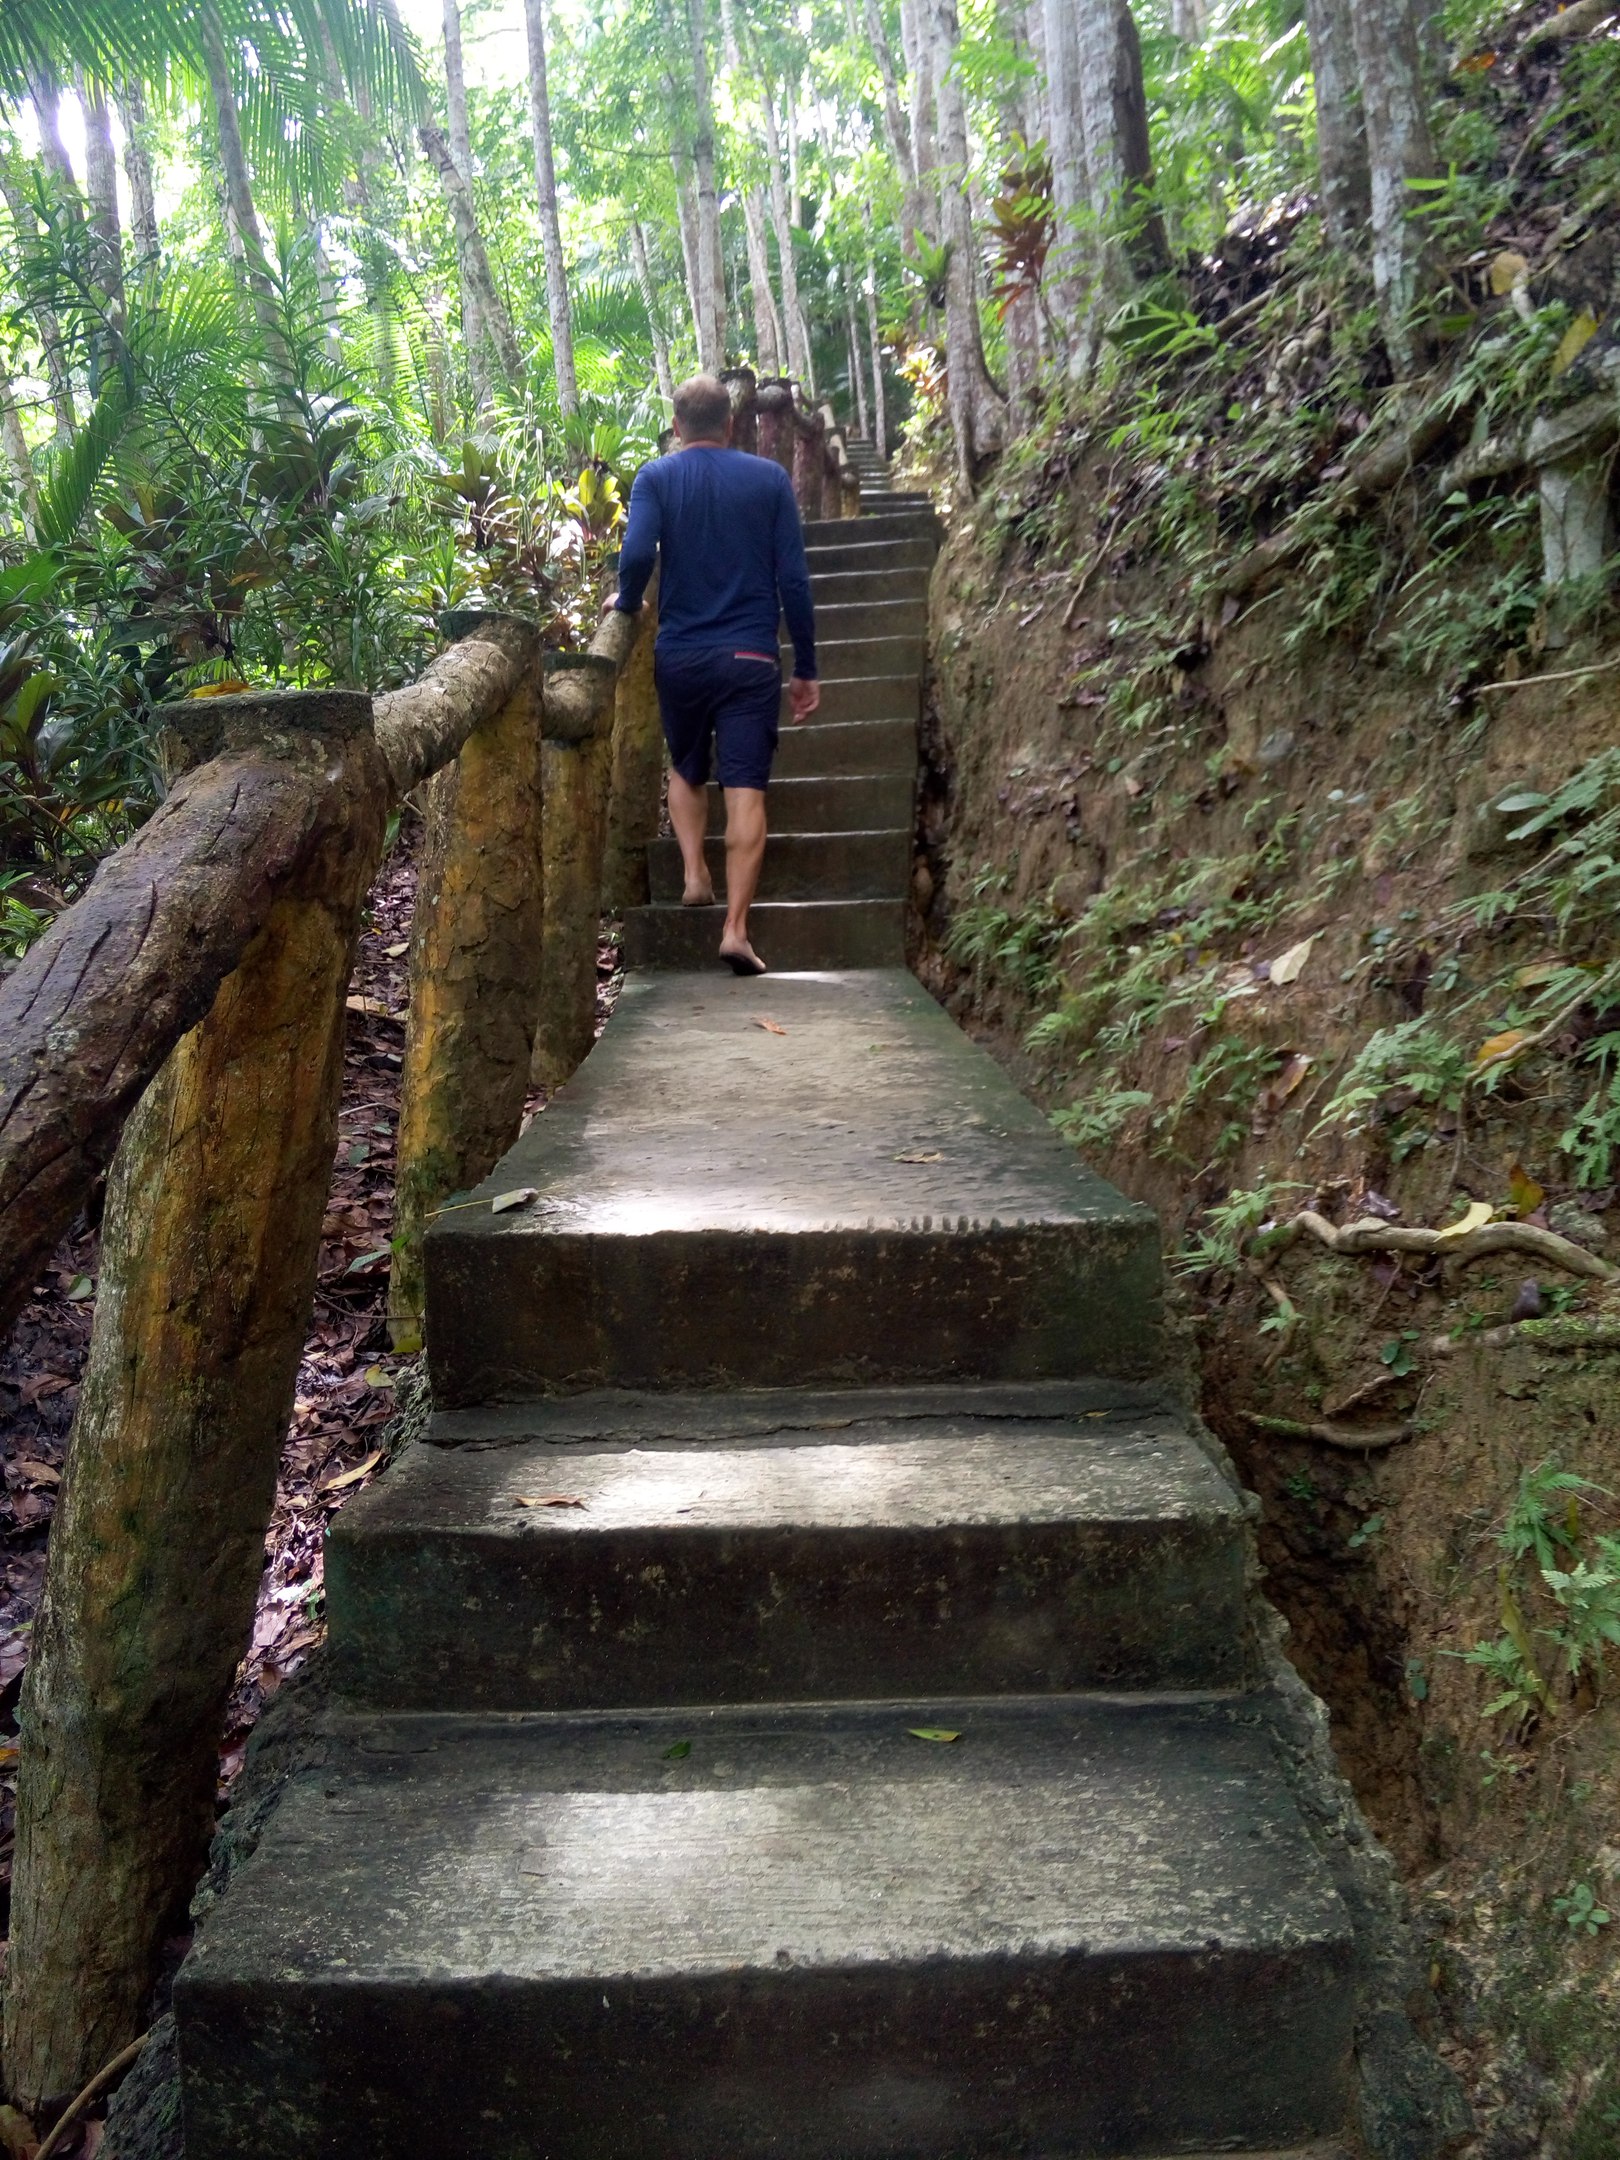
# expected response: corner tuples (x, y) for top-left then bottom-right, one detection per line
(614, 446), (817, 679)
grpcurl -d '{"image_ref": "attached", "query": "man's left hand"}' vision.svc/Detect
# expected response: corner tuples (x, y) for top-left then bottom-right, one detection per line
(788, 676), (820, 721)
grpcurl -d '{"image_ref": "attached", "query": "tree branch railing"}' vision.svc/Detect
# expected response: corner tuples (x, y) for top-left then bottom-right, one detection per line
(0, 372), (862, 2116)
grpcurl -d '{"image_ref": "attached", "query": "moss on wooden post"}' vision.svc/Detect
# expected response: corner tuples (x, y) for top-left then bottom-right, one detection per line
(2, 696), (387, 2114)
(532, 649), (619, 1089)
(389, 615), (545, 1350)
(602, 593), (661, 916)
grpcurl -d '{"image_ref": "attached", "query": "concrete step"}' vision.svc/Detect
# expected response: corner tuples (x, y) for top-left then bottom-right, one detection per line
(648, 827), (911, 903)
(705, 773), (915, 831)
(775, 716), (917, 778)
(805, 534), (939, 575)
(800, 597), (927, 642)
(175, 1696), (1355, 2160)
(780, 674), (918, 725)
(328, 1386), (1251, 1711)
(804, 508), (940, 546)
(424, 969), (1162, 1400)
(791, 632), (927, 679)
(624, 897), (906, 974)
(809, 565), (931, 607)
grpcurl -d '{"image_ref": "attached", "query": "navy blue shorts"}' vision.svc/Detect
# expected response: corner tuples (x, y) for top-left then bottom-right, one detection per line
(655, 644), (781, 792)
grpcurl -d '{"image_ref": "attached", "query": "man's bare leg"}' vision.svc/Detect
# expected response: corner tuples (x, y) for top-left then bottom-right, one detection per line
(719, 786), (768, 970)
(666, 771), (715, 905)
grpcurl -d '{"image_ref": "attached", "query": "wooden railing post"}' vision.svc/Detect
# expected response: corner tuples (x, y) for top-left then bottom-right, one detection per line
(2, 692), (388, 2115)
(723, 364), (759, 452)
(792, 404), (827, 519)
(755, 379), (795, 478)
(389, 614), (544, 1350)
(602, 583), (662, 915)
(531, 643), (623, 1088)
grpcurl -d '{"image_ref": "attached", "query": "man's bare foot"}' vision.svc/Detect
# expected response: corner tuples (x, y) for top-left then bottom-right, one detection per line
(720, 935), (767, 975)
(681, 876), (716, 907)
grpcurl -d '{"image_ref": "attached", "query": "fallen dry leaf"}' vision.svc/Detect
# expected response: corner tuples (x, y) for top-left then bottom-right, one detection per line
(513, 1493), (588, 1509)
(345, 994), (390, 1018)
(1258, 1053), (1312, 1116)
(1435, 1201), (1495, 1243)
(1508, 1163), (1546, 1218)
(384, 941), (409, 958)
(0, 2103), (36, 2158)
(1488, 247), (1529, 295)
(14, 1461), (60, 1487)
(894, 1151), (944, 1163)
(491, 1187), (539, 1214)
(754, 1016), (788, 1036)
(1476, 1027), (1529, 1069)
(1268, 935), (1316, 986)
(19, 1372), (71, 1406)
(319, 1451), (385, 1495)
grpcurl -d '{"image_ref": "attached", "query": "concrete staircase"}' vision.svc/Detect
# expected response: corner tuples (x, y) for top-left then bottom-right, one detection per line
(172, 446), (1358, 2158)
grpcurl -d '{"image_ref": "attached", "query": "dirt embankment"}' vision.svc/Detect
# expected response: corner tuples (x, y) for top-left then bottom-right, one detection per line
(917, 487), (1620, 2157)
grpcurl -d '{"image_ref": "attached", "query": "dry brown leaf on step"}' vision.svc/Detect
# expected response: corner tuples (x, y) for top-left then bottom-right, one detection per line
(345, 994), (390, 1018)
(754, 1016), (788, 1036)
(491, 1187), (539, 1214)
(320, 1451), (385, 1495)
(514, 1493), (588, 1508)
(894, 1151), (944, 1163)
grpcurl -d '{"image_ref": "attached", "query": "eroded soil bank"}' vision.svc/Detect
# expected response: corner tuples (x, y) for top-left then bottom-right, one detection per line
(915, 485), (1620, 2157)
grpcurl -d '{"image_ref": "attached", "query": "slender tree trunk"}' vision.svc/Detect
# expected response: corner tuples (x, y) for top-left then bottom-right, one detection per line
(420, 123), (525, 389)
(686, 0), (725, 369)
(76, 73), (125, 316)
(200, 8), (299, 377)
(0, 160), (77, 442)
(443, 0), (492, 407)
(861, 223), (889, 459)
(1041, 0), (1087, 351)
(927, 0), (1005, 484)
(671, 149), (705, 355)
(844, 278), (870, 439)
(630, 215), (678, 401)
(742, 187), (784, 373)
(785, 85), (803, 229)
(118, 83), (161, 262)
(760, 76), (810, 385)
(1171, 0), (1207, 38)
(901, 0), (938, 246)
(29, 72), (82, 211)
(522, 0), (578, 416)
(1, 371), (38, 537)
(1305, 0), (1371, 247)
(862, 0), (922, 247)
(1348, 0), (1440, 374)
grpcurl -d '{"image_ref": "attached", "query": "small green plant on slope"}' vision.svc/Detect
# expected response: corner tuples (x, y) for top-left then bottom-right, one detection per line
(1452, 1459), (1620, 1727)
(1175, 1180), (1308, 1277)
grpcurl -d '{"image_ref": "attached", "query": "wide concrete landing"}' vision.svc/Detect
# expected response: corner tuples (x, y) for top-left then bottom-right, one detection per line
(328, 1385), (1250, 1709)
(425, 970), (1162, 1400)
(176, 1696), (1354, 2160)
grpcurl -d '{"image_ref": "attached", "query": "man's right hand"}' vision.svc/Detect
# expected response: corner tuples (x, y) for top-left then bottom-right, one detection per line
(788, 676), (820, 722)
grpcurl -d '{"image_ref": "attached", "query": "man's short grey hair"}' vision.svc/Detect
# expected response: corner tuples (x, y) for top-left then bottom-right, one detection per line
(673, 373), (732, 441)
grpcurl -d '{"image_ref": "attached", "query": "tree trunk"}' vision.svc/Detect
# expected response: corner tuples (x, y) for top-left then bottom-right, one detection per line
(77, 74), (125, 315)
(630, 215), (677, 401)
(118, 83), (161, 263)
(443, 0), (492, 407)
(1170, 0), (1207, 38)
(420, 123), (526, 390)
(671, 149), (705, 356)
(390, 625), (545, 1349)
(1, 370), (39, 536)
(785, 84), (803, 229)
(742, 187), (784, 374)
(2, 720), (388, 2114)
(601, 585), (663, 913)
(1110, 2), (1170, 274)
(845, 279), (870, 439)
(686, 0), (725, 370)
(523, 0), (578, 416)
(0, 156), (78, 441)
(1348, 0), (1440, 374)
(1075, 1), (1166, 280)
(901, 0), (938, 247)
(1305, 0), (1371, 248)
(861, 225), (890, 459)
(927, 0), (1005, 485)
(861, 0), (923, 247)
(29, 72), (82, 213)
(760, 77), (810, 386)
(200, 8), (296, 373)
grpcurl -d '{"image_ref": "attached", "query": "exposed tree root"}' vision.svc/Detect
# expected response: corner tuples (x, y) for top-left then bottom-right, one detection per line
(1275, 1209), (1616, 1281)
(1241, 1410), (1414, 1452)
